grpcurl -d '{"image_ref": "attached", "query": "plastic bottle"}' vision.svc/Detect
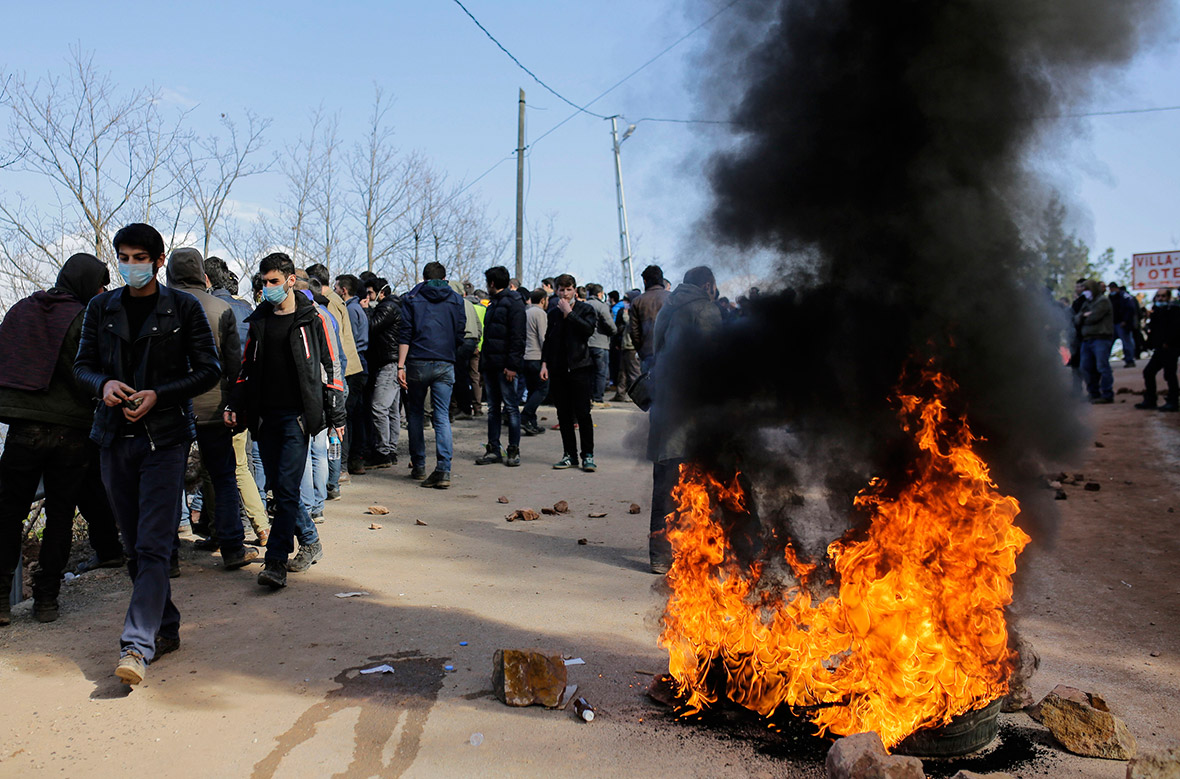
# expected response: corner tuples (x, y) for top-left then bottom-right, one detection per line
(328, 430), (342, 461)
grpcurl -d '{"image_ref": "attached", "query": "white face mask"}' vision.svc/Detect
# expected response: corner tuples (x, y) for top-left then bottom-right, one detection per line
(1082, 290), (1094, 300)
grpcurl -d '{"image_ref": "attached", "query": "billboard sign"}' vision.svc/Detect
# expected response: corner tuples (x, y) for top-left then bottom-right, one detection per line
(1132, 251), (1180, 289)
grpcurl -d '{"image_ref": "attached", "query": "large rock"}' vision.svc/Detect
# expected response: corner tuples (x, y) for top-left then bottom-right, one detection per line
(1038, 685), (1137, 760)
(826, 732), (925, 779)
(1002, 633), (1039, 712)
(492, 649), (567, 707)
(1127, 748), (1180, 779)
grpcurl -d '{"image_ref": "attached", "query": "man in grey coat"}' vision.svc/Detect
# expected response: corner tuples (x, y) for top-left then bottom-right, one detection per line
(585, 283), (617, 405)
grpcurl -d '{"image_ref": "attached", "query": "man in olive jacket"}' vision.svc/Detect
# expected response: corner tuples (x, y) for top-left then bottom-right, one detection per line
(74, 224), (221, 685)
(647, 266), (722, 574)
(166, 248), (256, 570)
(0, 254), (115, 626)
(1075, 279), (1115, 404)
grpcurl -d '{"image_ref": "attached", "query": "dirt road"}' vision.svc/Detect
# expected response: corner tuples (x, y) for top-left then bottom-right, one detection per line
(1, 371), (1176, 777)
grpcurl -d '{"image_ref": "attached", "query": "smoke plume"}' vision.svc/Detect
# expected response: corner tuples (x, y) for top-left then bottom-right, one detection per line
(667, 0), (1170, 545)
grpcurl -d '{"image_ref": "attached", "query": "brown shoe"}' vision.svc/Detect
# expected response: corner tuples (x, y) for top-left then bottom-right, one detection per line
(254, 528), (269, 547)
(223, 546), (260, 570)
(116, 650), (147, 685)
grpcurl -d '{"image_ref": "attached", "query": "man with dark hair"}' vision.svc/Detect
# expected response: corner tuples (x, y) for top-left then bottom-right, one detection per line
(334, 274), (371, 476)
(610, 288), (642, 402)
(166, 248), (257, 571)
(647, 265), (722, 574)
(366, 278), (402, 468)
(0, 254), (118, 626)
(630, 265), (670, 371)
(541, 278), (557, 311)
(521, 288), (550, 435)
(1108, 282), (1138, 368)
(225, 253), (345, 590)
(74, 224), (221, 684)
(541, 274), (598, 471)
(475, 266), (526, 466)
(584, 283), (617, 406)
(1136, 289), (1180, 412)
(397, 261), (465, 488)
(1075, 279), (1115, 404)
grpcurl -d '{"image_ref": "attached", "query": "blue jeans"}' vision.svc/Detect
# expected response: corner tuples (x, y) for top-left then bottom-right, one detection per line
(1114, 323), (1136, 365)
(590, 347), (610, 402)
(195, 424), (245, 556)
(521, 359), (549, 428)
(301, 429), (328, 518)
(1080, 338), (1114, 400)
(483, 368), (521, 451)
(257, 412), (317, 564)
(100, 436), (187, 661)
(406, 361), (454, 472)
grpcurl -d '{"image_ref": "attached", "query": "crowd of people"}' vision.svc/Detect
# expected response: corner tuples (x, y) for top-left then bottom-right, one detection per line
(0, 220), (727, 688)
(1065, 278), (1179, 410)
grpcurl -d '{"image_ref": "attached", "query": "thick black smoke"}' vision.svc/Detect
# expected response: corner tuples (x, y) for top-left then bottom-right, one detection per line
(668, 0), (1169, 543)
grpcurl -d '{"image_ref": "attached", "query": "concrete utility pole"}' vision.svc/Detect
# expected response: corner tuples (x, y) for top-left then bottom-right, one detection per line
(609, 116), (636, 291)
(515, 88), (526, 281)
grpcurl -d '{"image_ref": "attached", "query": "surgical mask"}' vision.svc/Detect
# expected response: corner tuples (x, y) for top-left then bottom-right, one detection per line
(1082, 290), (1093, 300)
(262, 284), (289, 306)
(119, 262), (157, 289)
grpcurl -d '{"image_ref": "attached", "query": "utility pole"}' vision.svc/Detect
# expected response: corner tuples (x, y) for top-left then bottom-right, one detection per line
(609, 116), (636, 290)
(515, 88), (526, 281)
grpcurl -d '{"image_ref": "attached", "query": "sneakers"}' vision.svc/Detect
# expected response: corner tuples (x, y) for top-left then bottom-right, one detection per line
(348, 459), (367, 475)
(286, 540), (323, 572)
(553, 454), (575, 470)
(154, 634), (181, 659)
(257, 561), (287, 589)
(312, 513), (325, 524)
(650, 559), (671, 575)
(581, 455), (597, 472)
(223, 546), (260, 571)
(1135, 400), (1158, 410)
(115, 650), (147, 685)
(75, 552), (126, 574)
(475, 445), (503, 465)
(505, 445), (521, 467)
(326, 487), (341, 501)
(421, 470), (451, 489)
(409, 465), (427, 480)
(365, 454), (393, 469)
(254, 529), (269, 547)
(193, 537), (220, 552)
(33, 598), (59, 623)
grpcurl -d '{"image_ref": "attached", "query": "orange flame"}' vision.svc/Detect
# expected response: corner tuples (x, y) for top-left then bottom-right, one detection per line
(658, 371), (1029, 749)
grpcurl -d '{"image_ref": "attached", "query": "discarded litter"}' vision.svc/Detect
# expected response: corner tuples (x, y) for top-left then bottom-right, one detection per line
(573, 697), (596, 722)
(1121, 580), (1133, 588)
(469, 733), (484, 746)
(63, 572), (78, 581)
(334, 591), (370, 599)
(459, 641), (468, 646)
(444, 664), (455, 672)
(558, 683), (579, 708)
(360, 664), (395, 675)
(369, 523), (383, 530)
(367, 505), (390, 515)
(563, 658), (585, 666)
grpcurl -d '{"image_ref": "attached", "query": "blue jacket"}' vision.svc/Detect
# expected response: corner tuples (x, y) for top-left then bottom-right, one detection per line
(211, 287), (253, 359)
(344, 295), (369, 360)
(398, 280), (465, 363)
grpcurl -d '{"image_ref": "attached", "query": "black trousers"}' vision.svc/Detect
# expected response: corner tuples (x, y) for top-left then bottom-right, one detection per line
(549, 366), (594, 458)
(1143, 348), (1179, 406)
(344, 371), (368, 464)
(77, 446), (123, 562)
(650, 459), (684, 567)
(453, 338), (479, 413)
(0, 422), (92, 600)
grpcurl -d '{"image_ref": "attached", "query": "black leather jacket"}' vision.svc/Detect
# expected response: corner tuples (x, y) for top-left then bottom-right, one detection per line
(74, 285), (220, 448)
(366, 295), (402, 369)
(541, 301), (597, 372)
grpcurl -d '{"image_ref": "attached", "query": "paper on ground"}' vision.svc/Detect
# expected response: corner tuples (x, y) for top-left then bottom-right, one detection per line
(335, 591), (370, 598)
(360, 664), (395, 674)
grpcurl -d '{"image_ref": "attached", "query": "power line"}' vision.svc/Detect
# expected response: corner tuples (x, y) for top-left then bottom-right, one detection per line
(450, 0), (607, 120)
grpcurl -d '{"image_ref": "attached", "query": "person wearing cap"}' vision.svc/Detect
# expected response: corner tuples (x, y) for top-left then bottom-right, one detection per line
(629, 265), (670, 373)
(0, 253), (115, 627)
(611, 289), (642, 402)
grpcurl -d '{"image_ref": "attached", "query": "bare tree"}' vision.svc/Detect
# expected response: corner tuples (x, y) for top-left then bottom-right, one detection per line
(172, 110), (271, 257)
(274, 108), (327, 264)
(0, 48), (164, 267)
(524, 211), (570, 287)
(348, 87), (421, 274)
(306, 114), (349, 273)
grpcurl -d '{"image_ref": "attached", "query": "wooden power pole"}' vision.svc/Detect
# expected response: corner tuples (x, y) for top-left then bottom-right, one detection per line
(515, 88), (526, 281)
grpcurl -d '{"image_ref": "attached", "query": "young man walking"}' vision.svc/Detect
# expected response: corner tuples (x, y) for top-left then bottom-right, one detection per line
(397, 261), (465, 488)
(540, 274), (599, 472)
(74, 224), (221, 685)
(475, 266), (526, 467)
(166, 248), (258, 571)
(0, 254), (112, 626)
(366, 278), (402, 469)
(225, 253), (345, 590)
(521, 289), (550, 435)
(584, 283), (617, 406)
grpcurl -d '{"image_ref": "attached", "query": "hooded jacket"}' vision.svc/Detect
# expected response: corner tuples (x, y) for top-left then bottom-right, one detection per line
(449, 280), (482, 342)
(647, 282), (723, 462)
(398, 280), (465, 363)
(0, 254), (109, 429)
(1075, 281), (1114, 341)
(74, 283), (221, 449)
(480, 287), (527, 373)
(166, 248), (241, 426)
(367, 293), (403, 369)
(229, 292), (345, 436)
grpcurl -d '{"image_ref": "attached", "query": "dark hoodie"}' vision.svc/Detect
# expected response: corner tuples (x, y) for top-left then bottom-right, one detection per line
(0, 253), (109, 428)
(398, 280), (465, 363)
(166, 248), (241, 425)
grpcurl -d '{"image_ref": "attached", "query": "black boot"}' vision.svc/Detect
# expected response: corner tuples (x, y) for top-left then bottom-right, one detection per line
(0, 571), (12, 626)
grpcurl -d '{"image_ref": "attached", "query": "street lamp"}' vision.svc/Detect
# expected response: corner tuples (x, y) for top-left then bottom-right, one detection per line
(608, 116), (636, 291)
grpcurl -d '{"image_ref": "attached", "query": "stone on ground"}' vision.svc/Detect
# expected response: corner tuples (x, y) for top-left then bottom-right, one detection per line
(825, 732), (925, 779)
(1038, 685), (1137, 760)
(1127, 748), (1180, 779)
(492, 649), (567, 708)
